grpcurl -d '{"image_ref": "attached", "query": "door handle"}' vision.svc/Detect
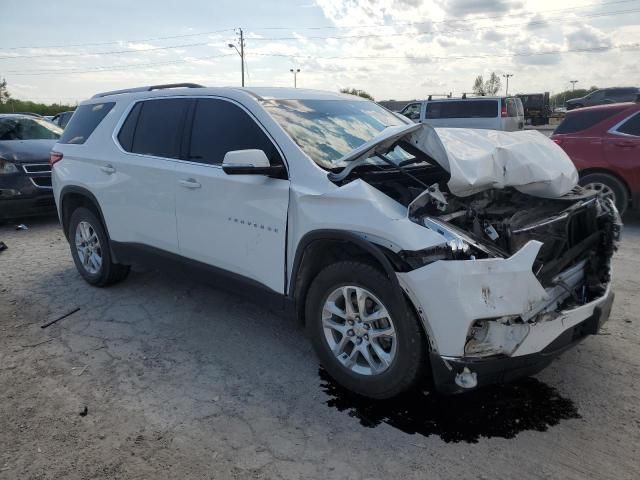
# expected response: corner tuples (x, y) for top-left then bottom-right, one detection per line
(179, 178), (201, 189)
(100, 164), (116, 174)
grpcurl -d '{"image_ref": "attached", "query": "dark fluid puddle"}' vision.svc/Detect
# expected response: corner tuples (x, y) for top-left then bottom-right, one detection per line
(319, 369), (580, 443)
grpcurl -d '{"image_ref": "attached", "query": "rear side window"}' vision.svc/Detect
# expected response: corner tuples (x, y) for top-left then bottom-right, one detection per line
(123, 98), (191, 159)
(188, 98), (281, 165)
(554, 108), (622, 134)
(426, 100), (497, 119)
(59, 103), (114, 144)
(617, 113), (640, 136)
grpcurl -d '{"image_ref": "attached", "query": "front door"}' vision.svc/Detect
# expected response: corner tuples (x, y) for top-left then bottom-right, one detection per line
(174, 98), (290, 293)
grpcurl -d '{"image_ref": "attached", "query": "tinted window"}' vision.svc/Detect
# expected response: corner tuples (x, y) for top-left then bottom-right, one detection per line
(189, 99), (281, 165)
(117, 102), (142, 151)
(0, 117), (62, 140)
(129, 99), (190, 159)
(617, 113), (640, 136)
(59, 104), (112, 144)
(554, 108), (622, 134)
(426, 100), (497, 119)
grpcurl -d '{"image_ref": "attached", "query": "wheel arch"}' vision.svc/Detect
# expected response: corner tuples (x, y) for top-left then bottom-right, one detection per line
(579, 168), (632, 201)
(59, 186), (117, 259)
(288, 230), (407, 325)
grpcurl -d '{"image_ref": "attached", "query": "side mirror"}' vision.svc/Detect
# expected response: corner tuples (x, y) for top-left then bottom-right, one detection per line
(221, 149), (286, 177)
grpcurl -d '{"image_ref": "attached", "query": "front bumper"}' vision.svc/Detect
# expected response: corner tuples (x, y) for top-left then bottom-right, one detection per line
(431, 290), (614, 394)
(0, 172), (55, 220)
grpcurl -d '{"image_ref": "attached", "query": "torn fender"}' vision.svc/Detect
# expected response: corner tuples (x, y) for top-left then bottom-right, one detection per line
(407, 125), (579, 198)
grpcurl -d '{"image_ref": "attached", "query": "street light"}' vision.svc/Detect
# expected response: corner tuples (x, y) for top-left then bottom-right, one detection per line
(228, 28), (245, 87)
(290, 68), (300, 88)
(570, 80), (578, 91)
(502, 73), (514, 95)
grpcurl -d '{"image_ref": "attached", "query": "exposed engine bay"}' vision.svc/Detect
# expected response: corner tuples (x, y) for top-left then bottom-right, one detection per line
(336, 162), (621, 314)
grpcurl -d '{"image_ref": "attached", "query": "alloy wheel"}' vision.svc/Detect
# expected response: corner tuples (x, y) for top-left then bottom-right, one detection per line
(582, 182), (617, 204)
(75, 221), (103, 275)
(322, 286), (397, 376)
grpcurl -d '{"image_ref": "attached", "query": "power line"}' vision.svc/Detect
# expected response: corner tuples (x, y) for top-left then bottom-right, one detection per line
(6, 43), (637, 76)
(249, 0), (639, 30)
(0, 0), (635, 52)
(0, 28), (235, 51)
(248, 8), (640, 41)
(0, 41), (218, 60)
(250, 43), (639, 61)
(6, 54), (236, 75)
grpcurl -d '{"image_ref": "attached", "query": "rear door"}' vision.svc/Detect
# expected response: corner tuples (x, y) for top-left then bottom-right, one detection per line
(174, 97), (290, 293)
(604, 111), (640, 188)
(103, 98), (190, 253)
(501, 98), (524, 131)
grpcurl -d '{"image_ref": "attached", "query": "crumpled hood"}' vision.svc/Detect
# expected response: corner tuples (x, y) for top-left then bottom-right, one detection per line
(0, 140), (56, 164)
(408, 125), (579, 198)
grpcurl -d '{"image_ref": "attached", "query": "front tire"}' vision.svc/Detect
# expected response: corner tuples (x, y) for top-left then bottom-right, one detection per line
(579, 173), (628, 215)
(306, 261), (426, 399)
(68, 207), (129, 287)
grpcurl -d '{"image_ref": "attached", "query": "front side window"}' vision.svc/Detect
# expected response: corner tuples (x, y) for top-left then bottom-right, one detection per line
(587, 90), (605, 101)
(188, 99), (281, 165)
(59, 103), (112, 144)
(262, 99), (406, 169)
(0, 117), (62, 141)
(401, 103), (421, 120)
(616, 112), (640, 137)
(123, 98), (190, 159)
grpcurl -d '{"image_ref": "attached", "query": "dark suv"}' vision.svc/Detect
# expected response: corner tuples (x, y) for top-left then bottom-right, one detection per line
(566, 87), (639, 110)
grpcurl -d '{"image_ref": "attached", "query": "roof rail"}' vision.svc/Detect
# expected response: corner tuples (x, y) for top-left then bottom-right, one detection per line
(92, 83), (205, 99)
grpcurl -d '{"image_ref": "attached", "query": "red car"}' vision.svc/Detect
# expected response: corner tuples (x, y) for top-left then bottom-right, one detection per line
(551, 102), (640, 214)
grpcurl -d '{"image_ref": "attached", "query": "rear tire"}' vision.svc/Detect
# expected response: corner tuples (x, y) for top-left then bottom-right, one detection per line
(579, 173), (628, 215)
(68, 207), (129, 287)
(306, 261), (426, 399)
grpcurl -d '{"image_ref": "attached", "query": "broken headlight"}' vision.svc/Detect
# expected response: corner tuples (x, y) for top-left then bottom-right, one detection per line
(464, 317), (530, 358)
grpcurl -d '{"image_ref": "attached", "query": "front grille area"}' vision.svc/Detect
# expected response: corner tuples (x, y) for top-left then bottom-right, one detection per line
(21, 162), (52, 189)
(31, 177), (52, 188)
(22, 163), (51, 174)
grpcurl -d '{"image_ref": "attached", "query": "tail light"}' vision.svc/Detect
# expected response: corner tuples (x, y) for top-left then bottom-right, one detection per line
(49, 151), (63, 168)
(501, 103), (508, 117)
(552, 138), (563, 146)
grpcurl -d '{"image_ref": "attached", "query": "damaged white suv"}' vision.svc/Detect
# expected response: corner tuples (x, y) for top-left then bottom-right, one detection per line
(51, 84), (621, 399)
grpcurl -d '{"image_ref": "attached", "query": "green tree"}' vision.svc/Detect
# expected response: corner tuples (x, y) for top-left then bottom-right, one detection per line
(471, 72), (502, 96)
(0, 77), (10, 105)
(339, 88), (374, 101)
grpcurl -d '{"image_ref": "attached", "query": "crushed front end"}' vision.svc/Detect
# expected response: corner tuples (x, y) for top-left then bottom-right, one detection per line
(397, 186), (621, 394)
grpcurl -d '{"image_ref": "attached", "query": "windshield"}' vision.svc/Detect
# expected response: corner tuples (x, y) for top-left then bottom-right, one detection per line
(0, 117), (63, 141)
(262, 99), (407, 169)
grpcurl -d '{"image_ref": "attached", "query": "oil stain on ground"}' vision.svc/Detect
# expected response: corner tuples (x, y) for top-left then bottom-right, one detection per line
(319, 369), (580, 443)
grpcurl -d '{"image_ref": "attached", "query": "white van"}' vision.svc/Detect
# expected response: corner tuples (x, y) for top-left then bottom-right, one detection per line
(400, 96), (525, 131)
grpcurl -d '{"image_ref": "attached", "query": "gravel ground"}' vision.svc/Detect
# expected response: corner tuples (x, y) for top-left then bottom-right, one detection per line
(1, 214), (639, 480)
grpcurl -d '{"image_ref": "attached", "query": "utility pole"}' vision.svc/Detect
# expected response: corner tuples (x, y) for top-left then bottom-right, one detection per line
(228, 28), (245, 87)
(570, 80), (578, 91)
(290, 68), (300, 88)
(502, 73), (514, 96)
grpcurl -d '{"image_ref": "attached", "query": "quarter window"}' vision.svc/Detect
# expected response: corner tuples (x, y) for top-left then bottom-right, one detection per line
(188, 98), (281, 165)
(59, 103), (113, 144)
(617, 113), (640, 137)
(123, 98), (191, 159)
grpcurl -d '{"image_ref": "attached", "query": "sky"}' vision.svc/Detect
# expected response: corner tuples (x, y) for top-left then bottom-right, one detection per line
(1, 0), (639, 103)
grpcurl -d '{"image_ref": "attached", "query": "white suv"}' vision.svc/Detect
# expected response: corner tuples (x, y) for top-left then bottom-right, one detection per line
(51, 84), (620, 399)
